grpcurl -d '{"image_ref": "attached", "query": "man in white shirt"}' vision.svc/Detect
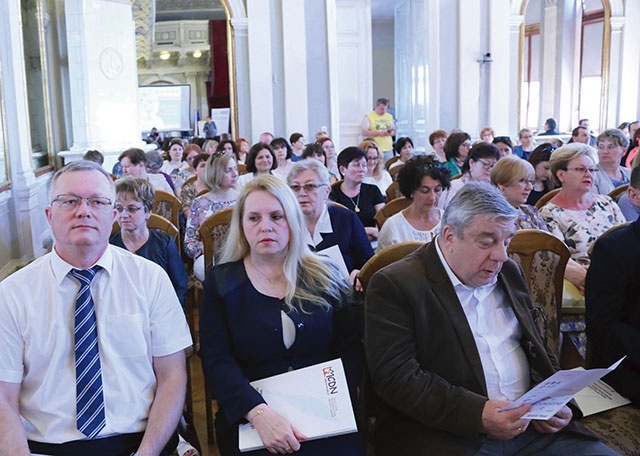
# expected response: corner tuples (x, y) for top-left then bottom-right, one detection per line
(365, 182), (616, 455)
(0, 160), (192, 455)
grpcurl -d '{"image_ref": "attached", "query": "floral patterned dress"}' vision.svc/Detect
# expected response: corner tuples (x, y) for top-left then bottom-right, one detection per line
(539, 194), (626, 357)
(516, 204), (548, 231)
(184, 193), (236, 259)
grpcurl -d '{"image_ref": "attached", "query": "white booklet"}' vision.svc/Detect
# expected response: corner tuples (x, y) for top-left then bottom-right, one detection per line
(238, 358), (358, 452)
(501, 357), (626, 420)
(572, 370), (631, 417)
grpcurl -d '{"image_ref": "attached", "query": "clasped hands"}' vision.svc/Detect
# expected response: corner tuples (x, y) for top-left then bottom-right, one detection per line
(481, 400), (572, 441)
(247, 404), (307, 454)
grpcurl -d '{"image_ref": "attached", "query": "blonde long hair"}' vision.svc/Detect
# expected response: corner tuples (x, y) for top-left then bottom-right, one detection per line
(220, 175), (350, 312)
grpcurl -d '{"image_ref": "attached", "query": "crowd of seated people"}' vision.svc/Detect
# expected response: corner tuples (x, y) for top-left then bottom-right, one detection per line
(13, 120), (640, 456)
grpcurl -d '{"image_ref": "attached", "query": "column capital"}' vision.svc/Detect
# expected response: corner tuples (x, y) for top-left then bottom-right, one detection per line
(544, 0), (558, 8)
(509, 15), (524, 33)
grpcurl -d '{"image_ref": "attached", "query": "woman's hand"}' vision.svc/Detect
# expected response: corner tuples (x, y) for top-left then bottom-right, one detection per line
(365, 226), (379, 241)
(247, 404), (307, 454)
(349, 269), (363, 292)
(564, 259), (588, 295)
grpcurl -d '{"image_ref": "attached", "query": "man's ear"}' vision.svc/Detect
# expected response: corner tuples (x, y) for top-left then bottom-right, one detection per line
(439, 225), (455, 247)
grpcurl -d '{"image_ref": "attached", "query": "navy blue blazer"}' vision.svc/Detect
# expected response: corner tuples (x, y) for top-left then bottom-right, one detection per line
(586, 217), (640, 405)
(309, 204), (373, 273)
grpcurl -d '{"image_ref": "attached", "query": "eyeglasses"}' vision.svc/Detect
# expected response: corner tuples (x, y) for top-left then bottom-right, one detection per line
(289, 183), (327, 193)
(477, 158), (496, 170)
(461, 142), (472, 148)
(51, 194), (113, 211)
(115, 205), (145, 214)
(517, 178), (536, 186)
(366, 156), (379, 161)
(566, 166), (598, 175)
(597, 143), (620, 151)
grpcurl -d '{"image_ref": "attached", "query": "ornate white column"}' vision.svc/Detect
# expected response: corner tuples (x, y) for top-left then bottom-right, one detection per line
(538, 0), (558, 131)
(509, 14), (524, 135)
(606, 16), (625, 127)
(230, 18), (250, 138)
(282, 0), (309, 139)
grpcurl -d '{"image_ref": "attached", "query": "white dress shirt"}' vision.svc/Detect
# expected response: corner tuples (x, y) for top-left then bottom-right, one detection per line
(0, 245), (192, 444)
(435, 239), (530, 401)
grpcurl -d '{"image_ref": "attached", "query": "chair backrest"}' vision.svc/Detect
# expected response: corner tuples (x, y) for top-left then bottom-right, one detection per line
(388, 163), (404, 181)
(385, 181), (402, 201)
(607, 183), (629, 202)
(328, 200), (349, 210)
(534, 188), (561, 209)
(374, 197), (411, 229)
(152, 190), (181, 228)
(507, 229), (570, 357)
(111, 213), (180, 251)
(358, 241), (425, 292)
(384, 156), (400, 170)
(183, 175), (197, 189)
(587, 221), (631, 258)
(237, 163), (248, 175)
(198, 207), (234, 272)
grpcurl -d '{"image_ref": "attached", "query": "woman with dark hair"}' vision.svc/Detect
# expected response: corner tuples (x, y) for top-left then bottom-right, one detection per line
(623, 127), (640, 167)
(180, 152), (210, 218)
(377, 155), (451, 251)
(271, 137), (294, 181)
(443, 131), (472, 175)
(329, 147), (385, 240)
(302, 142), (327, 166)
(289, 133), (305, 162)
(526, 143), (556, 206)
(237, 142), (278, 188)
(389, 137), (414, 170)
(317, 137), (340, 182)
(216, 139), (239, 158)
(440, 142), (500, 208)
(161, 138), (191, 195)
(492, 136), (514, 157)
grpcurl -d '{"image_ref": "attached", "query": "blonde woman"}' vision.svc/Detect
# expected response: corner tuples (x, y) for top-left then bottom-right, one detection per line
(199, 175), (364, 456)
(360, 139), (392, 195)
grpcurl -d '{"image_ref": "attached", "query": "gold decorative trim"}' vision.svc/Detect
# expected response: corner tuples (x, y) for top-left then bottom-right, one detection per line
(221, 0), (239, 138)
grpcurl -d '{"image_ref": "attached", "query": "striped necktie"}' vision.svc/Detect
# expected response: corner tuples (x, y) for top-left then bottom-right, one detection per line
(69, 266), (106, 439)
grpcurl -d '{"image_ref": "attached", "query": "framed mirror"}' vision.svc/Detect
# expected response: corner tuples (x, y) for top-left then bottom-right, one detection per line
(21, 0), (53, 170)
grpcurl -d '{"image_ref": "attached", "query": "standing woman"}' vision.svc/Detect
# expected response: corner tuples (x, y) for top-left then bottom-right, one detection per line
(377, 155), (451, 251)
(184, 151), (239, 281)
(110, 177), (188, 304)
(237, 142), (278, 188)
(592, 129), (630, 194)
(271, 137), (295, 181)
(199, 175), (364, 456)
(442, 131), (472, 176)
(360, 139), (392, 195)
(526, 143), (556, 206)
(330, 147), (386, 241)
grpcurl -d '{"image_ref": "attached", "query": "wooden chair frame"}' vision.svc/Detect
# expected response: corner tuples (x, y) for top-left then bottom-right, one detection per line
(534, 188), (561, 209)
(358, 241), (425, 292)
(384, 155), (400, 170)
(385, 181), (402, 202)
(374, 197), (411, 229)
(607, 183), (629, 202)
(152, 190), (181, 229)
(198, 207), (234, 272)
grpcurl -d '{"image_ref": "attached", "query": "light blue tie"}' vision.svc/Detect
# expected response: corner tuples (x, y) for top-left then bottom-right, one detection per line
(69, 266), (106, 439)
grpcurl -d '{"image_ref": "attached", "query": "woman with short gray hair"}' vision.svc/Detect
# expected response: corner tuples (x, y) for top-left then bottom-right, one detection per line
(287, 159), (373, 288)
(593, 128), (631, 195)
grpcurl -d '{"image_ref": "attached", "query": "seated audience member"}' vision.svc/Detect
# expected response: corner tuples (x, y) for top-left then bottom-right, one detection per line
(184, 151), (239, 281)
(180, 152), (210, 218)
(302, 142), (328, 165)
(428, 129), (447, 162)
(389, 137), (414, 170)
(216, 139), (238, 160)
(526, 143), (556, 206)
(271, 137), (294, 181)
(259, 131), (274, 144)
(235, 137), (250, 164)
(480, 126), (495, 142)
(146, 126), (163, 147)
(513, 128), (535, 159)
(182, 144), (202, 180)
(568, 126), (590, 144)
(579, 118), (597, 146)
(540, 143), (626, 358)
(360, 139), (392, 195)
(365, 182), (615, 456)
(443, 130), (472, 176)
(440, 142), (500, 208)
(622, 127), (640, 167)
(161, 138), (186, 176)
(119, 147), (175, 195)
(492, 136), (514, 157)
(592, 129), (630, 195)
(616, 165), (640, 221)
(329, 147), (385, 241)
(287, 159), (373, 287)
(586, 193), (640, 405)
(236, 142), (277, 188)
(377, 155), (450, 251)
(0, 160), (191, 455)
(317, 136), (340, 182)
(491, 155), (547, 230)
(289, 132), (305, 162)
(83, 149), (104, 165)
(145, 151), (177, 194)
(199, 175), (364, 456)
(539, 117), (560, 135)
(617, 121), (631, 138)
(203, 139), (219, 155)
(110, 177), (187, 305)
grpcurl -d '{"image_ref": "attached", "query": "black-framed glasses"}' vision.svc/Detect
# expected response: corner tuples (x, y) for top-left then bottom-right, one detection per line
(477, 158), (496, 170)
(289, 183), (327, 193)
(51, 194), (113, 211)
(566, 166), (598, 175)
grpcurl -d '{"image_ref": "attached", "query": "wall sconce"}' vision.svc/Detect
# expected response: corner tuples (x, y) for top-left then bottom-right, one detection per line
(192, 50), (202, 58)
(159, 51), (171, 60)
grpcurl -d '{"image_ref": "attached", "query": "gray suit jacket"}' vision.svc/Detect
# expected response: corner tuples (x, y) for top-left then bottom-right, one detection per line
(365, 241), (591, 455)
